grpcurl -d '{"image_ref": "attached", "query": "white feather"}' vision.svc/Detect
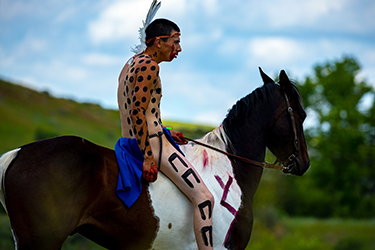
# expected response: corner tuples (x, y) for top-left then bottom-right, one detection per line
(131, 0), (161, 55)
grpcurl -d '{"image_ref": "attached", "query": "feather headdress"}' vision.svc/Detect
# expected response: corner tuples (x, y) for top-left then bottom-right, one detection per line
(131, 0), (161, 55)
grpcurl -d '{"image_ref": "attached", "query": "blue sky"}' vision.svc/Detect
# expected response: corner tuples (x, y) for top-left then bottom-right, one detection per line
(1, 0), (374, 126)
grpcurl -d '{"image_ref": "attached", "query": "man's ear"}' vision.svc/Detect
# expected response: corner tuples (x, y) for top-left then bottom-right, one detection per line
(155, 37), (163, 48)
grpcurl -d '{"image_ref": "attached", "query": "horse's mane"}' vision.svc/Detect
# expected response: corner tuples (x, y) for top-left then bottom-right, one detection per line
(223, 81), (301, 129)
(187, 84), (278, 166)
(223, 83), (275, 127)
(222, 81), (302, 155)
(187, 81), (302, 168)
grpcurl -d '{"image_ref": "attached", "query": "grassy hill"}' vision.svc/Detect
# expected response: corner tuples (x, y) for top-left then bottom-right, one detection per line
(0, 78), (214, 154)
(1, 78), (375, 250)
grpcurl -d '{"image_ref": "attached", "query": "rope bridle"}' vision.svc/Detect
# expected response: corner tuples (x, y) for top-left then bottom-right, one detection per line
(182, 92), (300, 172)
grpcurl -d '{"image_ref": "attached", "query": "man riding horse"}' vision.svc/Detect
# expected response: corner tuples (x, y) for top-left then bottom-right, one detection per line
(0, 1), (310, 249)
(116, 1), (214, 249)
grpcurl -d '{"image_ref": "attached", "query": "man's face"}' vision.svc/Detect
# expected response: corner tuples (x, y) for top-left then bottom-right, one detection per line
(160, 31), (181, 62)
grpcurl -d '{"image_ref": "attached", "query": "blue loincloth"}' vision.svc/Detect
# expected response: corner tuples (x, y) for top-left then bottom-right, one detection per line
(115, 128), (183, 207)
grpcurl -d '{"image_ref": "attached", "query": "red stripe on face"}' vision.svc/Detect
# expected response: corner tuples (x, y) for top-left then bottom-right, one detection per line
(169, 44), (178, 60)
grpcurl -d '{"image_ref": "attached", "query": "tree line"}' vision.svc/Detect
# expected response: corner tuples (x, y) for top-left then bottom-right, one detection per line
(278, 56), (375, 218)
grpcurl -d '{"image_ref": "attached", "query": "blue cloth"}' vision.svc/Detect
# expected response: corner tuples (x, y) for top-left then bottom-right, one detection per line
(115, 137), (143, 208)
(115, 128), (183, 207)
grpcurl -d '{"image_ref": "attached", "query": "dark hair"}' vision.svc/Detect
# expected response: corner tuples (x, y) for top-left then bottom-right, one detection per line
(145, 18), (180, 46)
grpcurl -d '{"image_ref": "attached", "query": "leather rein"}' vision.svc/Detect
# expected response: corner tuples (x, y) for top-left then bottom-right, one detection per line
(182, 92), (299, 172)
(182, 136), (285, 170)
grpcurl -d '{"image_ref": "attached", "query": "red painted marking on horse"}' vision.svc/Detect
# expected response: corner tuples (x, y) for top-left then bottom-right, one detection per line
(215, 174), (239, 247)
(203, 149), (209, 168)
(214, 174), (238, 216)
(214, 175), (225, 189)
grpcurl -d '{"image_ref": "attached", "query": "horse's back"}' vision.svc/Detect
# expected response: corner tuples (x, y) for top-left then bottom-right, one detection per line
(4, 136), (110, 247)
(4, 136), (159, 249)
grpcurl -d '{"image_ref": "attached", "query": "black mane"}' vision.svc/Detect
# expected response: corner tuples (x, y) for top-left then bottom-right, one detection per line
(223, 83), (278, 128)
(223, 81), (301, 128)
(222, 80), (302, 159)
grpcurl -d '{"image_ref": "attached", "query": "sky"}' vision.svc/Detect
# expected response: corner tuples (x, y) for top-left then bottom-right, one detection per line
(1, 0), (374, 126)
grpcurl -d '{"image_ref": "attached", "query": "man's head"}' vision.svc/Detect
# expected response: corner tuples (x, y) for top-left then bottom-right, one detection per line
(145, 18), (180, 46)
(145, 18), (181, 62)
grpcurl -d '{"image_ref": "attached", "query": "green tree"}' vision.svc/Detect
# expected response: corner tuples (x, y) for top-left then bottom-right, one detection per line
(278, 56), (375, 218)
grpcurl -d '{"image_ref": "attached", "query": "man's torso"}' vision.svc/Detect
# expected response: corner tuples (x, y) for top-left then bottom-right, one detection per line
(118, 54), (163, 139)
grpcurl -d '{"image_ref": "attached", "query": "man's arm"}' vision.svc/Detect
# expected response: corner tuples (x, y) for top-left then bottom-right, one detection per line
(130, 61), (160, 182)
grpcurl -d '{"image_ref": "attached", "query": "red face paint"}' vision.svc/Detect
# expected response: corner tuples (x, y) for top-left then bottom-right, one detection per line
(169, 44), (178, 60)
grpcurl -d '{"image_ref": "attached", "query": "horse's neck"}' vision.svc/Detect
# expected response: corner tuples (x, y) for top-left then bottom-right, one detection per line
(183, 126), (234, 173)
(179, 124), (266, 249)
(221, 106), (272, 248)
(189, 123), (265, 202)
(186, 122), (266, 195)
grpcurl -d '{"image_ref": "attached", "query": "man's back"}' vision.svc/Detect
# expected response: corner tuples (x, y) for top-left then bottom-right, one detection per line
(118, 55), (162, 139)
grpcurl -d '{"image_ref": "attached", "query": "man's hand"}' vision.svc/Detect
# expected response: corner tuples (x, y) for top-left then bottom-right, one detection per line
(142, 158), (158, 182)
(169, 129), (188, 145)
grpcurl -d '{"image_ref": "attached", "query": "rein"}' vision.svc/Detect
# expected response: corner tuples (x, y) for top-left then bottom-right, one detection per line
(181, 91), (300, 173)
(181, 136), (285, 170)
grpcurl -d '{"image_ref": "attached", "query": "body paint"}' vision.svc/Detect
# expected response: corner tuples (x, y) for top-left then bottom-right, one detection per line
(169, 44), (178, 60)
(201, 226), (213, 247)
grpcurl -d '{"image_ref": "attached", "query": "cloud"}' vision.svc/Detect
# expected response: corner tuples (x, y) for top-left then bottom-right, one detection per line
(81, 53), (123, 66)
(0, 35), (49, 69)
(87, 0), (222, 45)
(247, 37), (305, 66)
(1, 0), (374, 126)
(33, 60), (88, 83)
(262, 0), (349, 28)
(87, 0), (149, 44)
(0, 0), (84, 21)
(209, 0), (374, 35)
(0, 0), (38, 20)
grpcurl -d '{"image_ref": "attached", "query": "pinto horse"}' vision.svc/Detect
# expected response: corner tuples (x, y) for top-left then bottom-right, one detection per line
(0, 69), (310, 250)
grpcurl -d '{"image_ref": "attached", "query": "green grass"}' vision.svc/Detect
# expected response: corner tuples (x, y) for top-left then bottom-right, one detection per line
(2, 78), (374, 249)
(0, 78), (215, 249)
(247, 217), (375, 250)
(0, 79), (214, 154)
(2, 213), (374, 250)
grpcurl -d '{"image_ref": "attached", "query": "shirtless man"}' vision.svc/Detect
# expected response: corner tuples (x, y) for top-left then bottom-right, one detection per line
(117, 18), (214, 249)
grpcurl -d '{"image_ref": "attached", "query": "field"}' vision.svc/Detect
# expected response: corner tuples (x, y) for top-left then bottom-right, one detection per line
(248, 217), (375, 250)
(1, 79), (374, 249)
(1, 212), (374, 250)
(0, 78), (214, 154)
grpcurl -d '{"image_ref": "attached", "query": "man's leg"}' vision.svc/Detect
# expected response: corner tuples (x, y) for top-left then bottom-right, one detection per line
(155, 141), (214, 250)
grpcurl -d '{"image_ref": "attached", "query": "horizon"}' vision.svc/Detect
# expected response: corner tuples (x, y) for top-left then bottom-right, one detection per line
(1, 0), (374, 126)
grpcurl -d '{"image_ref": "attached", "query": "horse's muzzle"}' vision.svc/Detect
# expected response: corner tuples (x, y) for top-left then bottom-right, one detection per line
(282, 155), (310, 176)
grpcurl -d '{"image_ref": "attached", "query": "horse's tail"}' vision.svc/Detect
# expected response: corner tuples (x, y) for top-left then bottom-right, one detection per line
(0, 148), (21, 213)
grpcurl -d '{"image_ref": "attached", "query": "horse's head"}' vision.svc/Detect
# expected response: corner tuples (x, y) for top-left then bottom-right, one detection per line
(260, 68), (310, 176)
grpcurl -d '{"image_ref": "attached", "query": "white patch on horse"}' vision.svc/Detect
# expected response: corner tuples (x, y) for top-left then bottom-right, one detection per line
(149, 127), (241, 249)
(0, 148), (21, 213)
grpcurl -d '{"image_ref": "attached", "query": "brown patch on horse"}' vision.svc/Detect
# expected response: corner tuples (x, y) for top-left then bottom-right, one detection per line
(5, 136), (160, 250)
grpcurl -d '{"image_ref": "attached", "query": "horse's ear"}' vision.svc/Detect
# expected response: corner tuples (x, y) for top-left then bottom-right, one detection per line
(279, 70), (292, 93)
(259, 67), (274, 85)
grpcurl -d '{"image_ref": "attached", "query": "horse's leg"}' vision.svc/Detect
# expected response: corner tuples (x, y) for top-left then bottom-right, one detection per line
(75, 186), (158, 250)
(4, 137), (105, 249)
(75, 152), (159, 250)
(6, 167), (72, 250)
